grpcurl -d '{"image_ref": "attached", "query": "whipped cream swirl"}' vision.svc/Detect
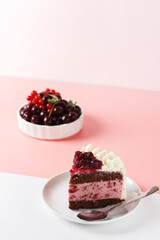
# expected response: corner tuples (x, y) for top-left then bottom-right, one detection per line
(81, 144), (126, 175)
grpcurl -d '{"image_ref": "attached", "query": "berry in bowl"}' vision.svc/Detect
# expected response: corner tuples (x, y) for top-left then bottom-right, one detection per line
(17, 88), (83, 140)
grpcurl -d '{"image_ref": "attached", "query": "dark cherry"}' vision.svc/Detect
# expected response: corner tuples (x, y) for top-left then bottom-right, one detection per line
(20, 108), (25, 117)
(52, 116), (62, 125)
(55, 94), (62, 100)
(38, 92), (44, 98)
(73, 151), (102, 170)
(68, 112), (78, 121)
(53, 106), (64, 116)
(65, 105), (73, 113)
(43, 116), (53, 125)
(42, 95), (50, 104)
(83, 152), (94, 159)
(31, 106), (40, 115)
(22, 112), (32, 122)
(73, 105), (81, 116)
(31, 115), (41, 124)
(61, 114), (71, 124)
(23, 104), (33, 112)
(46, 92), (53, 99)
(74, 105), (81, 111)
(40, 111), (48, 118)
(61, 99), (68, 105)
(56, 102), (67, 113)
(46, 91), (52, 95)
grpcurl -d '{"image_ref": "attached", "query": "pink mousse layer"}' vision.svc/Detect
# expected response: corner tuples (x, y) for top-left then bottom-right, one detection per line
(69, 180), (123, 202)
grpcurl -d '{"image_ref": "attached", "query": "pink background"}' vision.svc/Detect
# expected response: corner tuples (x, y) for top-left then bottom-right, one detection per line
(0, 0), (160, 91)
(0, 76), (160, 191)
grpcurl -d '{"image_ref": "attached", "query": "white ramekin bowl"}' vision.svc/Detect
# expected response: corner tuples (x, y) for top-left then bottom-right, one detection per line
(17, 107), (84, 140)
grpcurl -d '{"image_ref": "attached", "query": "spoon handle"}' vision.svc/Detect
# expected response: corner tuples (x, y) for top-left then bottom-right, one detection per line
(106, 185), (159, 214)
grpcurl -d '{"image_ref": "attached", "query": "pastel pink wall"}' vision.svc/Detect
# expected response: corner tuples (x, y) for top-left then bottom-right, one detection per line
(0, 0), (160, 91)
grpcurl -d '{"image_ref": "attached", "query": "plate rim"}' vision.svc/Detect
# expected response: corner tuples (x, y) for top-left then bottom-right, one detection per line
(42, 170), (141, 225)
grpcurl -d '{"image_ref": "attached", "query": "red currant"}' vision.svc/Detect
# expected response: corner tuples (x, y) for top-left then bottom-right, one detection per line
(51, 89), (56, 94)
(35, 95), (41, 100)
(38, 99), (44, 105)
(39, 105), (45, 110)
(31, 90), (37, 97)
(33, 99), (38, 105)
(45, 88), (50, 93)
(27, 95), (32, 101)
(46, 103), (52, 109)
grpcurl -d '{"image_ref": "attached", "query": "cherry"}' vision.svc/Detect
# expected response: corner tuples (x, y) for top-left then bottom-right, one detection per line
(65, 105), (73, 113)
(46, 91), (52, 95)
(53, 106), (64, 116)
(61, 114), (71, 123)
(31, 115), (41, 124)
(43, 116), (53, 125)
(56, 102), (66, 112)
(68, 112), (78, 121)
(61, 99), (68, 105)
(55, 94), (62, 100)
(47, 109), (51, 114)
(31, 106), (40, 115)
(42, 95), (52, 104)
(23, 104), (33, 112)
(83, 152), (93, 159)
(40, 111), (48, 118)
(38, 92), (44, 98)
(20, 108), (25, 117)
(42, 95), (48, 103)
(73, 151), (102, 170)
(73, 105), (81, 116)
(23, 112), (32, 122)
(52, 116), (62, 125)
(46, 92), (53, 99)
(35, 103), (39, 108)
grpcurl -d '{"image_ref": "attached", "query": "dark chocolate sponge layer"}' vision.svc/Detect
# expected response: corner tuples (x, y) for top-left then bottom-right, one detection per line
(69, 198), (123, 210)
(70, 171), (123, 184)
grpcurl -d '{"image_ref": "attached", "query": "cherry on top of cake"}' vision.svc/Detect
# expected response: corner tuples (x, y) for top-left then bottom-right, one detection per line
(70, 151), (103, 174)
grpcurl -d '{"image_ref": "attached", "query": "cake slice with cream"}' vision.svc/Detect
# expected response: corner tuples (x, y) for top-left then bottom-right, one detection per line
(69, 144), (126, 210)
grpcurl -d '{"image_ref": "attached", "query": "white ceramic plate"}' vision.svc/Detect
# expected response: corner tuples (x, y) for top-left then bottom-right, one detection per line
(42, 171), (141, 224)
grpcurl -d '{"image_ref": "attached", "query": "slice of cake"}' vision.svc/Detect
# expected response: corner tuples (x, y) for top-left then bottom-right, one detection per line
(69, 144), (126, 210)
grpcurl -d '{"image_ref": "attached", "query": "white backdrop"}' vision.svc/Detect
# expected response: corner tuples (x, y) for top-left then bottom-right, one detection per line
(0, 0), (160, 91)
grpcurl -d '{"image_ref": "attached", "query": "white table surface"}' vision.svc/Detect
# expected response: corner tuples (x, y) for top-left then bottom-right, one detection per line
(0, 172), (159, 240)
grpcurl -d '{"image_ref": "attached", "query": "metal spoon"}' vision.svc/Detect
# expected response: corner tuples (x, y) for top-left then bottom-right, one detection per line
(77, 186), (159, 221)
